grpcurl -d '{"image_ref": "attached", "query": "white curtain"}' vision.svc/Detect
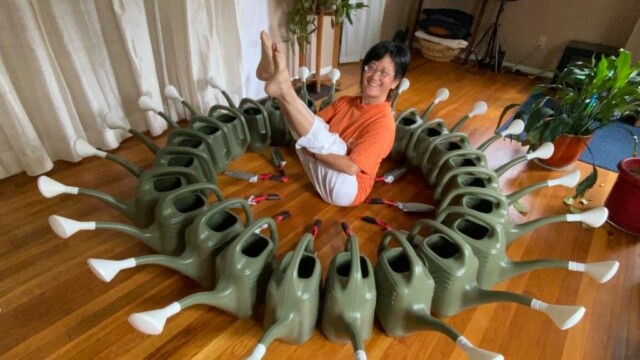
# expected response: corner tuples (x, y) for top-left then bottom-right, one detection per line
(339, 0), (386, 63)
(0, 0), (268, 179)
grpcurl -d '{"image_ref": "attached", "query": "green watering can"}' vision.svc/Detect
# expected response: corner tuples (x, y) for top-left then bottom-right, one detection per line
(87, 198), (254, 290)
(428, 149), (487, 186)
(321, 223), (376, 360)
(138, 95), (180, 129)
(186, 115), (234, 172)
(298, 67), (317, 114)
(437, 170), (582, 220)
(48, 183), (224, 256)
(38, 167), (205, 228)
(475, 119), (525, 151)
(164, 85), (200, 117)
(128, 217), (278, 335)
(246, 224), (322, 360)
(154, 146), (216, 184)
(434, 167), (500, 201)
(390, 108), (424, 163)
(238, 98), (271, 153)
(438, 203), (608, 247)
(374, 230), (504, 360)
(208, 76), (239, 110)
(405, 119), (450, 170)
(74, 139), (143, 177)
(104, 113), (160, 154)
(417, 132), (471, 177)
(492, 142), (555, 177)
(420, 88), (450, 121)
(408, 219), (586, 330)
(264, 98), (294, 146)
(449, 101), (488, 132)
(435, 206), (618, 289)
(207, 104), (250, 159)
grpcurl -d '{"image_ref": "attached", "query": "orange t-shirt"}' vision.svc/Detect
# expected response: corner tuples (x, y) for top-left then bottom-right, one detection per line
(316, 96), (396, 206)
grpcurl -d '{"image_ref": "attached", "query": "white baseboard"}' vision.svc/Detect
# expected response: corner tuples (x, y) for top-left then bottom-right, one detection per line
(466, 53), (553, 78)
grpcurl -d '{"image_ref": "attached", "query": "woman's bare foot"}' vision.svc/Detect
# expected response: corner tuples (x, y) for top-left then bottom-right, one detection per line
(264, 43), (293, 99)
(256, 31), (275, 81)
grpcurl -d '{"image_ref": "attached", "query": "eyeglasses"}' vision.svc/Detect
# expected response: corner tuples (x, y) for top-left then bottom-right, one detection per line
(364, 64), (395, 80)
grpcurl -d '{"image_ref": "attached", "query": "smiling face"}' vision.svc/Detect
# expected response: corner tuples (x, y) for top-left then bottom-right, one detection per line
(361, 54), (400, 105)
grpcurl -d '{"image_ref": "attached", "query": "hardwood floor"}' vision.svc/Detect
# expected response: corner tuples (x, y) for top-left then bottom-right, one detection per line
(1, 51), (638, 360)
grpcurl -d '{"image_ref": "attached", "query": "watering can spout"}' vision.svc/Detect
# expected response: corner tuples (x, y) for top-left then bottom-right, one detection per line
(38, 176), (77, 198)
(87, 258), (136, 282)
(456, 336), (505, 360)
(567, 206), (608, 228)
(245, 343), (267, 360)
(128, 302), (181, 335)
(569, 260), (619, 283)
(354, 350), (367, 360)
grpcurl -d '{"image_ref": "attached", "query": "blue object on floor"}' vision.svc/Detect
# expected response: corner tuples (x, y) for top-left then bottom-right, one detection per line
(499, 94), (639, 173)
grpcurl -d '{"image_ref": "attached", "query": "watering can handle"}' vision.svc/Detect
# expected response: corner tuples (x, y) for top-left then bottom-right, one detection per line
(394, 108), (420, 125)
(429, 149), (486, 184)
(239, 98), (272, 139)
(188, 115), (235, 156)
(377, 230), (422, 274)
(281, 233), (316, 278)
(208, 104), (251, 141)
(435, 206), (499, 242)
(435, 166), (499, 200)
(204, 197), (254, 225)
(158, 146), (216, 182)
(404, 121), (433, 158)
(346, 234), (363, 284)
(235, 217), (280, 252)
(162, 182), (224, 206)
(438, 187), (507, 213)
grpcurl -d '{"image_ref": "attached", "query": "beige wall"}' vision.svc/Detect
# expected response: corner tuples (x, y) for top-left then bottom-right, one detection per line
(626, 18), (640, 63)
(419, 0), (640, 70)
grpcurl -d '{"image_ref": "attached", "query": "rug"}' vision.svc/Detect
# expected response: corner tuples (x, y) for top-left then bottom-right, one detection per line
(500, 94), (639, 173)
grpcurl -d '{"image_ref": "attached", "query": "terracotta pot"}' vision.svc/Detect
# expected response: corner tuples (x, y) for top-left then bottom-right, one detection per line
(539, 134), (592, 169)
(605, 158), (640, 236)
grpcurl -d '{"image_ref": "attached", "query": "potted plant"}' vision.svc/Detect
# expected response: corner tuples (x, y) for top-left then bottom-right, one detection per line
(498, 49), (640, 197)
(286, 0), (319, 68)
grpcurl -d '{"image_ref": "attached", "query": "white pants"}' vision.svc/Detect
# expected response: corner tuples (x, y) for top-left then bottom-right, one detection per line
(293, 117), (358, 206)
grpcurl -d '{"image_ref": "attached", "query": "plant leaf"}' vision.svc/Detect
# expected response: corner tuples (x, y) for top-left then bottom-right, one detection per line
(496, 103), (521, 131)
(574, 165), (598, 198)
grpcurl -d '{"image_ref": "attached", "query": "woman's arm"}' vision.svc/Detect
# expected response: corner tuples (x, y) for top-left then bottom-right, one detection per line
(315, 153), (360, 175)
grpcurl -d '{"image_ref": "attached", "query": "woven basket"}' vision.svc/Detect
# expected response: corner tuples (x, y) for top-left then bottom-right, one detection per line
(419, 38), (461, 62)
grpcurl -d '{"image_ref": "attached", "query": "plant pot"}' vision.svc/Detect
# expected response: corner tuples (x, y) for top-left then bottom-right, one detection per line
(605, 158), (640, 236)
(539, 134), (592, 169)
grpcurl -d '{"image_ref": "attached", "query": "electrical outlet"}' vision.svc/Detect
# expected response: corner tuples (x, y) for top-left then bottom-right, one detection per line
(537, 36), (547, 48)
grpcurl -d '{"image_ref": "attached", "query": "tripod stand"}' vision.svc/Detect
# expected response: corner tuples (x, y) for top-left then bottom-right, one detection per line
(472, 0), (513, 73)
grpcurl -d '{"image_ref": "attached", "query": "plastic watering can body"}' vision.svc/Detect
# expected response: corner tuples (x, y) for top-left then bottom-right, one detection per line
(265, 98), (294, 147)
(154, 146), (216, 184)
(434, 167), (500, 201)
(391, 109), (424, 163)
(437, 187), (510, 222)
(152, 183), (224, 255)
(321, 235), (376, 348)
(405, 120), (449, 170)
(419, 132), (471, 177)
(410, 219), (482, 317)
(187, 115), (233, 172)
(374, 230), (435, 337)
(166, 127), (229, 174)
(207, 104), (250, 159)
(175, 198), (254, 289)
(263, 234), (322, 344)
(238, 98), (271, 153)
(435, 207), (507, 289)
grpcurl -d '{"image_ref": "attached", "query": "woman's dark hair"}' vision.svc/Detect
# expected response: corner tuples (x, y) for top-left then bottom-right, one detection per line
(361, 41), (410, 83)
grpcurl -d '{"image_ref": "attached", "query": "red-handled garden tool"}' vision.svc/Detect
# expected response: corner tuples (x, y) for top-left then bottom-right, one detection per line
(310, 219), (322, 239)
(224, 170), (288, 183)
(256, 210), (291, 232)
(366, 198), (435, 213)
(374, 167), (408, 184)
(361, 216), (392, 231)
(270, 148), (287, 177)
(248, 194), (282, 205)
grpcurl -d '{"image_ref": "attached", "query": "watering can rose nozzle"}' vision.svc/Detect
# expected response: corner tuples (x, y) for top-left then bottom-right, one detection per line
(434, 87), (450, 103)
(500, 119), (525, 137)
(137, 95), (161, 113)
(566, 206), (609, 228)
(527, 142), (555, 160)
(164, 85), (184, 101)
(207, 76), (222, 90)
(38, 176), (78, 198)
(456, 336), (504, 360)
(87, 258), (136, 282)
(74, 139), (106, 159)
(329, 68), (341, 83)
(245, 343), (267, 360)
(48, 215), (95, 238)
(569, 260), (620, 283)
(104, 113), (129, 131)
(128, 302), (181, 335)
(298, 67), (310, 82)
(530, 300), (585, 330)
(397, 78), (410, 94)
(354, 350), (368, 360)
(468, 101), (488, 117)
(548, 170), (581, 188)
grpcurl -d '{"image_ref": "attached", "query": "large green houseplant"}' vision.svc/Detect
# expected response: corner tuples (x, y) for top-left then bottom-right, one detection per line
(499, 49), (640, 197)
